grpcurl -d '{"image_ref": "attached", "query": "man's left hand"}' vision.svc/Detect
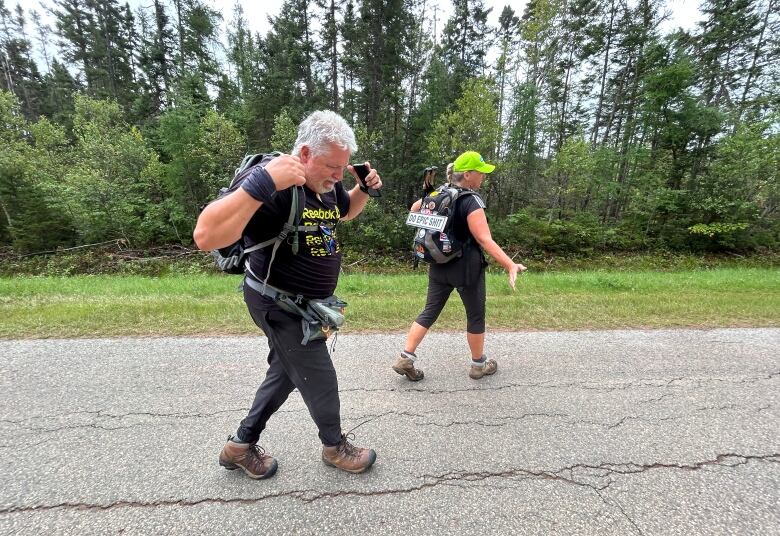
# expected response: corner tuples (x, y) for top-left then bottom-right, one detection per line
(348, 162), (382, 192)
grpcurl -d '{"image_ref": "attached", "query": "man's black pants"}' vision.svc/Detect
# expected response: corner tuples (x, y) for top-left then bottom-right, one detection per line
(235, 305), (342, 447)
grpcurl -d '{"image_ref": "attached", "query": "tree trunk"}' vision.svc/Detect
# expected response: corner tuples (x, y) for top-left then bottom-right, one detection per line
(591, 0), (616, 145)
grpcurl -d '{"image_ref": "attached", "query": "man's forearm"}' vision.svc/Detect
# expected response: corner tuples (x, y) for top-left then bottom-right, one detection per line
(193, 189), (262, 250)
(343, 186), (370, 220)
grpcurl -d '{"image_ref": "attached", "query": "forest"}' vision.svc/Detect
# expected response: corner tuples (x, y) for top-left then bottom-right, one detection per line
(0, 0), (778, 258)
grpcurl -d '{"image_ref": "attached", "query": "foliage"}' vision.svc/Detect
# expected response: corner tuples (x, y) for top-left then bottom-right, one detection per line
(0, 0), (777, 260)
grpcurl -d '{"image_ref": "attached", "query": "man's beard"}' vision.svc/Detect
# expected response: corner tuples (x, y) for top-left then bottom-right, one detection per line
(313, 182), (335, 194)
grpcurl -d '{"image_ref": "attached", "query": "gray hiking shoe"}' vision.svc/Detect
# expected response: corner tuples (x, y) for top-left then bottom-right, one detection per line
(392, 352), (424, 381)
(469, 357), (498, 379)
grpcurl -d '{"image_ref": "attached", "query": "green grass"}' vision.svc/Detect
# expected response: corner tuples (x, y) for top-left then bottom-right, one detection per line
(0, 268), (778, 338)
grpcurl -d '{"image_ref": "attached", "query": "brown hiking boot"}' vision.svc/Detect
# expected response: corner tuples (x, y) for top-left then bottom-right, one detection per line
(469, 357), (498, 379)
(392, 353), (424, 381)
(219, 436), (278, 480)
(321, 433), (377, 474)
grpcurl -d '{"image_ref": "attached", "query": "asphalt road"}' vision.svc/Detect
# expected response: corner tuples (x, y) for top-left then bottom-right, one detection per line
(1, 328), (778, 535)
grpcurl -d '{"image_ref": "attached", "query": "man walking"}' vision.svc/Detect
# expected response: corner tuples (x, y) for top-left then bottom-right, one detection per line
(194, 111), (381, 479)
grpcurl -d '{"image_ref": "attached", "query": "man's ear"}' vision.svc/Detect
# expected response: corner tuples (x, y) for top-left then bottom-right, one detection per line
(299, 145), (311, 163)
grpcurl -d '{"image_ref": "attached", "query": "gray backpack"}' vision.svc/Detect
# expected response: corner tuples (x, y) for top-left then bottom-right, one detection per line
(202, 153), (311, 277)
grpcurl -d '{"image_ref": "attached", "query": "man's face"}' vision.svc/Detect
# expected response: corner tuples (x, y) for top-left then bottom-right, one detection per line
(301, 143), (351, 194)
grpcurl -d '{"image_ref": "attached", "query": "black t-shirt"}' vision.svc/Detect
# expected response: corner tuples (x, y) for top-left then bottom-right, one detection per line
(231, 164), (350, 303)
(450, 192), (486, 247)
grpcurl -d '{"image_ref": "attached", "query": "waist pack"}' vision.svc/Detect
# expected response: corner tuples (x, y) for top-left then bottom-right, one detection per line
(243, 275), (346, 345)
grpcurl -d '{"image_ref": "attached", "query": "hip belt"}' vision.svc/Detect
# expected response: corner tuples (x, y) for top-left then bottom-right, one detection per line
(243, 272), (347, 346)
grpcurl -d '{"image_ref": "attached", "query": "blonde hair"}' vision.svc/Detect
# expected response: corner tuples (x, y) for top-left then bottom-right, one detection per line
(448, 163), (465, 185)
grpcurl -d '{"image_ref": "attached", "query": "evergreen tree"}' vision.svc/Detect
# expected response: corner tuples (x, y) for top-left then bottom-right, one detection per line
(696, 0), (761, 110)
(0, 1), (43, 119)
(50, 0), (94, 88)
(355, 0), (416, 152)
(84, 0), (136, 106)
(136, 0), (176, 114)
(172, 0), (222, 106)
(39, 59), (79, 128)
(315, 0), (343, 110)
(735, 0), (780, 126)
(495, 5), (520, 157)
(263, 0), (324, 117)
(339, 0), (360, 122)
(439, 0), (492, 102)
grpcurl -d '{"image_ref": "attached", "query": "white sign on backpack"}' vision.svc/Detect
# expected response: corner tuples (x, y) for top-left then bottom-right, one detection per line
(405, 212), (448, 232)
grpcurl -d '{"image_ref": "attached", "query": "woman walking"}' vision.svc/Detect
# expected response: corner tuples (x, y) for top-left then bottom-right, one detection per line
(393, 151), (526, 381)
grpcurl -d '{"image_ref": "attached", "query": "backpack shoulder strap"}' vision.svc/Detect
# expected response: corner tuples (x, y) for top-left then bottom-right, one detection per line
(452, 187), (483, 205)
(249, 186), (318, 289)
(231, 152), (282, 188)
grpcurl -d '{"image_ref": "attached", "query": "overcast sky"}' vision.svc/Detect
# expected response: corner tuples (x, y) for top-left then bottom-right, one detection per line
(17, 0), (702, 39)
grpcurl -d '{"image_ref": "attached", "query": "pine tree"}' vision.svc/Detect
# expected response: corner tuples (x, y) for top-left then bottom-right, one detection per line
(263, 0), (324, 117)
(495, 5), (520, 157)
(339, 0), (360, 122)
(50, 0), (94, 88)
(0, 2), (43, 119)
(137, 0), (176, 113)
(84, 0), (136, 106)
(355, 0), (416, 143)
(39, 59), (79, 128)
(696, 0), (762, 110)
(173, 0), (222, 106)
(439, 0), (492, 102)
(315, 0), (343, 110)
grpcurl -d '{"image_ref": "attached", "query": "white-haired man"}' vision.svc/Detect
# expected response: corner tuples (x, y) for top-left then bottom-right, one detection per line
(194, 110), (381, 478)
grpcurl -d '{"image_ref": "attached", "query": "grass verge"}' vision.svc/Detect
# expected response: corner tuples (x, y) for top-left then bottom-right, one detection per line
(1, 268), (777, 338)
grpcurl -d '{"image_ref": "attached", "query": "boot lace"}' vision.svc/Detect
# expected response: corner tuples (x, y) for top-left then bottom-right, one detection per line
(337, 432), (361, 459)
(249, 444), (270, 461)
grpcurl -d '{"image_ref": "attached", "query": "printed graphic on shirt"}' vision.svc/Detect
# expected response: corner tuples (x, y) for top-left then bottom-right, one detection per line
(302, 205), (342, 257)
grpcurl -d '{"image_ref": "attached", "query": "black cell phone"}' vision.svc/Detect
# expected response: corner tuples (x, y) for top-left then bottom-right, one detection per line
(353, 163), (381, 198)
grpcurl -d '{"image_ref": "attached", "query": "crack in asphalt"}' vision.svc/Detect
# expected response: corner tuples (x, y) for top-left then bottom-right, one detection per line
(348, 410), (572, 430)
(349, 404), (774, 432)
(340, 371), (779, 396)
(2, 453), (777, 515)
(595, 489), (645, 535)
(637, 392), (676, 404)
(0, 408), (247, 428)
(0, 406), (309, 436)
(3, 401), (774, 445)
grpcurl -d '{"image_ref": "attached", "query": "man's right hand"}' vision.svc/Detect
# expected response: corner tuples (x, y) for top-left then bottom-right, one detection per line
(265, 154), (306, 190)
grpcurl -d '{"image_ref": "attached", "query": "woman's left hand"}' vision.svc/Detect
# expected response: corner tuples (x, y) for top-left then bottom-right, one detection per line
(508, 263), (527, 290)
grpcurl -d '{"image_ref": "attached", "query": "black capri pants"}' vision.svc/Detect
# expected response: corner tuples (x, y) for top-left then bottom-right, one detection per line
(415, 247), (486, 333)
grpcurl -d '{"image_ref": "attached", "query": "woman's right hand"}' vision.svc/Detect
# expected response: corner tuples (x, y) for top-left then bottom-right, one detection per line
(508, 263), (527, 290)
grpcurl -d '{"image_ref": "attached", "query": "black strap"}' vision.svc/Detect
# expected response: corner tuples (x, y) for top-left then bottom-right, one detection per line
(243, 272), (317, 324)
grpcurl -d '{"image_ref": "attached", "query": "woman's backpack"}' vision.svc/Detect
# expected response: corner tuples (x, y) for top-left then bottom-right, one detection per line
(409, 184), (480, 265)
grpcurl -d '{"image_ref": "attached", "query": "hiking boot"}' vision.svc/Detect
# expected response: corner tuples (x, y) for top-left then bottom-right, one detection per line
(392, 352), (424, 381)
(321, 433), (377, 474)
(469, 357), (498, 379)
(219, 435), (278, 480)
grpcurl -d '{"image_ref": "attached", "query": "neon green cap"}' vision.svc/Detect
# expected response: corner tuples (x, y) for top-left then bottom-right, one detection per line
(452, 151), (495, 173)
